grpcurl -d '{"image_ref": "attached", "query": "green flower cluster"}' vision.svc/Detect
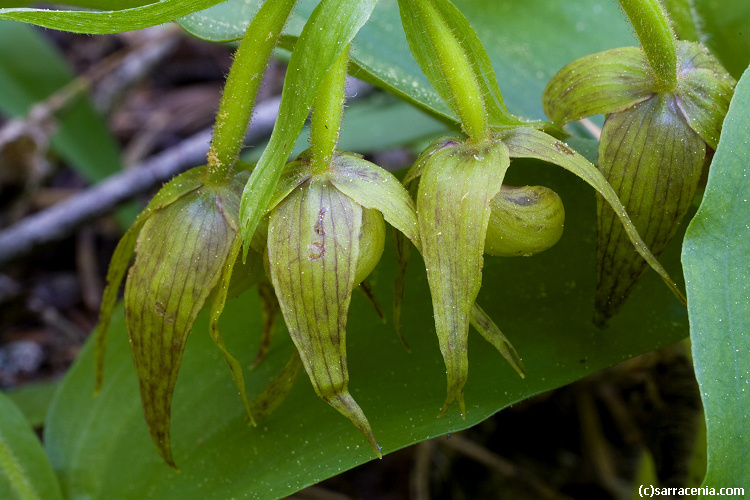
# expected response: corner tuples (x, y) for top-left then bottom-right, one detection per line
(93, 0), (733, 467)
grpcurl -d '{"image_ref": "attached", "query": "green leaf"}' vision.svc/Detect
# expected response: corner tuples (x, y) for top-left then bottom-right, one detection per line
(45, 156), (690, 499)
(4, 381), (59, 429)
(689, 1), (750, 80)
(682, 64), (750, 493)
(0, 391), (63, 500)
(0, 0), (228, 33)
(238, 0), (377, 253)
(0, 20), (121, 183)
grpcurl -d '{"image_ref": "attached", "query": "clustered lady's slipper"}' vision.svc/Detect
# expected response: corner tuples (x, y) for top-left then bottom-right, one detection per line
(543, 10), (735, 325)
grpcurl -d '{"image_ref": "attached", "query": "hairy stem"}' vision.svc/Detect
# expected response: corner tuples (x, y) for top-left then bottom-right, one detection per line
(413, 0), (487, 140)
(206, 0), (297, 183)
(618, 0), (678, 91)
(310, 44), (350, 175)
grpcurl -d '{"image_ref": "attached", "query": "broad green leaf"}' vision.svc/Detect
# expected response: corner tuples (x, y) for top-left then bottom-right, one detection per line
(683, 65), (750, 493)
(238, 0), (377, 252)
(42, 0), (152, 8)
(683, 1), (750, 80)
(45, 157), (690, 500)
(0, 20), (121, 183)
(182, 0), (638, 122)
(0, 0), (227, 33)
(0, 391), (63, 500)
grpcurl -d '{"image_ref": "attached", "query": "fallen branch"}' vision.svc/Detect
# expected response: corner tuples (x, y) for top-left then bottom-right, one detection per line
(0, 79), (371, 269)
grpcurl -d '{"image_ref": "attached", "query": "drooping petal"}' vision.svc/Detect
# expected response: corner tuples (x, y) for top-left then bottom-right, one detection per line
(470, 303), (524, 378)
(595, 94), (704, 324)
(417, 138), (510, 416)
(267, 178), (380, 456)
(250, 351), (303, 421)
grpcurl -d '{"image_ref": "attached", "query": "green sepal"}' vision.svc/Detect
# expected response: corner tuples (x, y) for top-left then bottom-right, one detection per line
(543, 47), (655, 125)
(675, 41), (736, 149)
(417, 137), (510, 417)
(124, 174), (244, 467)
(328, 151), (420, 247)
(267, 178), (381, 457)
(94, 166), (205, 393)
(249, 351), (303, 421)
(595, 93), (705, 324)
(499, 127), (686, 306)
(470, 303), (524, 378)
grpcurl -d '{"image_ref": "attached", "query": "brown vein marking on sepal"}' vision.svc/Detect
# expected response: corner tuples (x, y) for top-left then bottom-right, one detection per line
(268, 179), (381, 456)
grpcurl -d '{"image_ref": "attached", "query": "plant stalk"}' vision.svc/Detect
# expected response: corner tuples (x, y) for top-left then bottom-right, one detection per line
(206, 0), (297, 184)
(414, 0), (487, 140)
(310, 44), (350, 175)
(618, 0), (678, 91)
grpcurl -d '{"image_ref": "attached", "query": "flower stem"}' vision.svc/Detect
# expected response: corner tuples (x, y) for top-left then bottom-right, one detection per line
(618, 0), (678, 91)
(414, 0), (487, 140)
(206, 0), (297, 184)
(310, 44), (350, 176)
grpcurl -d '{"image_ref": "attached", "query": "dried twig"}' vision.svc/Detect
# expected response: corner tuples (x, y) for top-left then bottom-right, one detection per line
(0, 79), (372, 269)
(439, 434), (576, 500)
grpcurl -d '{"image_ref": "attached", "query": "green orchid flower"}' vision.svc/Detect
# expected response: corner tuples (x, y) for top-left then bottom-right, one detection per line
(544, 39), (735, 325)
